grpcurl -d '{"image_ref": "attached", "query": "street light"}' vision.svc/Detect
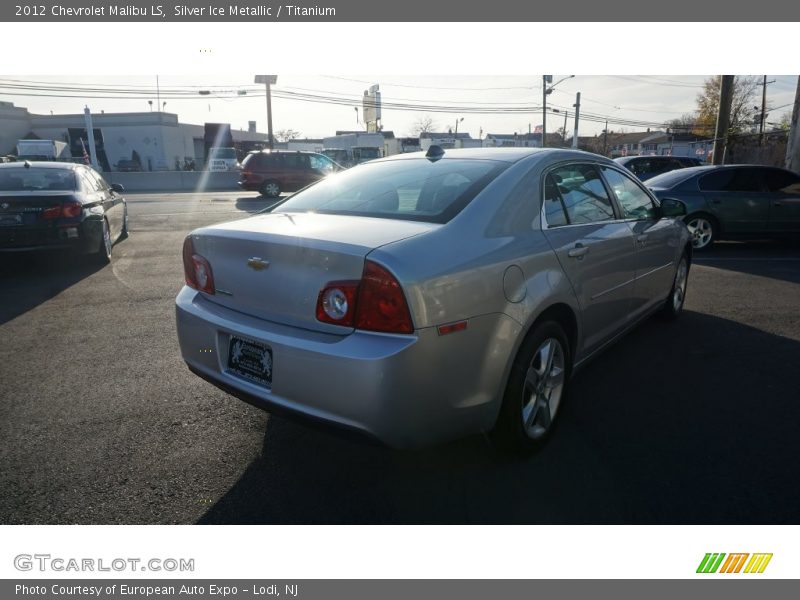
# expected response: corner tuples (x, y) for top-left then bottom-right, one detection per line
(542, 75), (574, 148)
(255, 75), (278, 150)
(454, 117), (464, 135)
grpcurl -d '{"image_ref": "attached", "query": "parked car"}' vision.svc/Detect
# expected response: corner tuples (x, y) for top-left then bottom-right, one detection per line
(0, 161), (128, 263)
(176, 147), (691, 453)
(647, 164), (800, 250)
(238, 150), (341, 198)
(615, 155), (703, 181)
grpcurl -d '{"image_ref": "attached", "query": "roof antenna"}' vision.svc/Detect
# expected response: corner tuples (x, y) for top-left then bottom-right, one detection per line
(425, 145), (445, 162)
(23, 160), (31, 169)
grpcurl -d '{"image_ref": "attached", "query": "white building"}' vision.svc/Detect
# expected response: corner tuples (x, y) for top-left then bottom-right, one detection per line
(0, 102), (267, 171)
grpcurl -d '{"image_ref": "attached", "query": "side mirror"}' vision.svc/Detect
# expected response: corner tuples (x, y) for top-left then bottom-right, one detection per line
(110, 183), (125, 193)
(660, 198), (686, 218)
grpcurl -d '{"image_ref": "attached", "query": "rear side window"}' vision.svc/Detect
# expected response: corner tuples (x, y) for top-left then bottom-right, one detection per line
(543, 174), (569, 227)
(548, 164), (615, 224)
(764, 168), (800, 192)
(274, 158), (507, 224)
(283, 153), (310, 169)
(699, 168), (762, 192)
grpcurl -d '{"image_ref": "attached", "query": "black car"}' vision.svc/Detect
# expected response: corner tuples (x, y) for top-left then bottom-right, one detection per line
(615, 155), (703, 182)
(647, 164), (800, 249)
(0, 161), (128, 263)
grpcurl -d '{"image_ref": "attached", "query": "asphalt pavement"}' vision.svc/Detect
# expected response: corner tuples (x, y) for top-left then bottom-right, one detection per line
(1, 192), (798, 524)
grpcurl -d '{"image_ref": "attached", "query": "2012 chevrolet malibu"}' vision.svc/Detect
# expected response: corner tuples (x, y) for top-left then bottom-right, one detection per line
(176, 147), (691, 453)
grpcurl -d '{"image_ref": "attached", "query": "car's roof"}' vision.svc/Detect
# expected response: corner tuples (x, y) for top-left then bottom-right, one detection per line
(378, 147), (611, 165)
(0, 161), (83, 171)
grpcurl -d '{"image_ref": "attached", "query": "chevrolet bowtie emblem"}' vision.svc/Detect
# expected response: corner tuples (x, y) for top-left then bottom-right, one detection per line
(247, 257), (270, 271)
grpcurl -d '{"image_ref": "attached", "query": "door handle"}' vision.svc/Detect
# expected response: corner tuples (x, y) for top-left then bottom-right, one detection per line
(636, 234), (648, 245)
(711, 199), (721, 204)
(773, 201), (782, 207)
(567, 244), (589, 259)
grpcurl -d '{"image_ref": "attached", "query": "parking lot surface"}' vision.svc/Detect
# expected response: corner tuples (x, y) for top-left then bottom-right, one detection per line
(1, 192), (799, 524)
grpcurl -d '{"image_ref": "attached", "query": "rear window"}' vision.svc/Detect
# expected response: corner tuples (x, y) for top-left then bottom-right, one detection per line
(646, 168), (701, 190)
(0, 168), (76, 192)
(273, 158), (508, 223)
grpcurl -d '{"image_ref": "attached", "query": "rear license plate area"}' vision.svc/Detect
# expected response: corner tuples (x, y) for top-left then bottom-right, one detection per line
(227, 336), (273, 387)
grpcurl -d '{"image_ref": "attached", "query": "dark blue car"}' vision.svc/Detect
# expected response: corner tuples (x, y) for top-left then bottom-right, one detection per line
(646, 164), (800, 249)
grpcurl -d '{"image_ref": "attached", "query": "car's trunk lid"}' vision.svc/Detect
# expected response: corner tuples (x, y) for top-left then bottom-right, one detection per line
(191, 212), (438, 334)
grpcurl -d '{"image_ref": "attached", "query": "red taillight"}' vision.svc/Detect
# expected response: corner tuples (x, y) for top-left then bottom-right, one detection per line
(316, 281), (359, 326)
(316, 261), (413, 334)
(182, 236), (215, 294)
(355, 261), (414, 333)
(41, 201), (82, 220)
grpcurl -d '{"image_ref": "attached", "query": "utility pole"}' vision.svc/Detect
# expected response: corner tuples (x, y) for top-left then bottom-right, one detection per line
(712, 75), (735, 165)
(542, 75), (551, 148)
(758, 75), (776, 145)
(562, 111), (568, 146)
(603, 119), (609, 156)
(254, 75), (277, 150)
(572, 92), (581, 149)
(785, 75), (800, 172)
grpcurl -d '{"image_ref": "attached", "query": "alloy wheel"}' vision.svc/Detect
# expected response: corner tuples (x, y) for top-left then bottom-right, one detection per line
(521, 338), (566, 440)
(687, 217), (713, 249)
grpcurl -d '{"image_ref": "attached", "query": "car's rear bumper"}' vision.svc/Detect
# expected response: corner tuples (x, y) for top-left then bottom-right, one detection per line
(0, 219), (102, 254)
(175, 286), (516, 448)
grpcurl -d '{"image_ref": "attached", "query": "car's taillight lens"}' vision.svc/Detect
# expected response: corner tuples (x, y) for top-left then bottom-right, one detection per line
(355, 261), (414, 333)
(316, 260), (413, 334)
(182, 236), (215, 294)
(316, 281), (359, 327)
(41, 201), (82, 220)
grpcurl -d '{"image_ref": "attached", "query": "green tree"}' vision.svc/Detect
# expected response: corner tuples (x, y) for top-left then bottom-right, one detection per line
(696, 75), (760, 135)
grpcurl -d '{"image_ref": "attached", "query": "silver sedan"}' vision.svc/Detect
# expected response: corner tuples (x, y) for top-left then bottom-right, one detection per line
(175, 147), (691, 453)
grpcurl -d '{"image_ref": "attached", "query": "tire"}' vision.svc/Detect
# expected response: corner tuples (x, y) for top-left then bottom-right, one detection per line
(119, 208), (129, 239)
(660, 252), (689, 320)
(94, 218), (112, 265)
(261, 180), (281, 198)
(684, 213), (717, 251)
(492, 321), (571, 456)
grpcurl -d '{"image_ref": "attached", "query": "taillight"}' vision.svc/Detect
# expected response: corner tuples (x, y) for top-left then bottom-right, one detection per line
(182, 236), (215, 294)
(355, 261), (414, 333)
(316, 281), (359, 326)
(315, 260), (413, 334)
(41, 201), (83, 220)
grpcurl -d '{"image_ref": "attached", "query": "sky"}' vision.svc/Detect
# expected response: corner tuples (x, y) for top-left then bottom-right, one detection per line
(1, 74), (797, 140)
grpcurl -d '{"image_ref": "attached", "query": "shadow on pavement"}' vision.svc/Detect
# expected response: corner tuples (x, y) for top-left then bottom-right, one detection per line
(198, 310), (800, 524)
(0, 252), (104, 326)
(695, 238), (800, 284)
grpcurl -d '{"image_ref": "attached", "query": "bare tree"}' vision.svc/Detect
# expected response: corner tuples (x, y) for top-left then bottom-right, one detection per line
(409, 115), (437, 136)
(276, 129), (301, 142)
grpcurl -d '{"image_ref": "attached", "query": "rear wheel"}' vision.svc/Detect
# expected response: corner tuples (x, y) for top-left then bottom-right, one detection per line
(685, 214), (716, 250)
(94, 218), (112, 264)
(119, 208), (129, 239)
(261, 180), (281, 198)
(660, 253), (689, 320)
(492, 321), (571, 456)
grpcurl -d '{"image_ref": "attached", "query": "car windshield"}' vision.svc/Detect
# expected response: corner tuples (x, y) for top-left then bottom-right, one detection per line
(273, 158), (508, 223)
(0, 168), (76, 192)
